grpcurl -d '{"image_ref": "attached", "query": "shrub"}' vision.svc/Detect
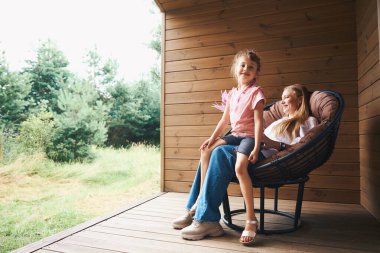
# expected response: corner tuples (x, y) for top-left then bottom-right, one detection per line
(0, 128), (22, 164)
(46, 127), (95, 162)
(18, 106), (54, 153)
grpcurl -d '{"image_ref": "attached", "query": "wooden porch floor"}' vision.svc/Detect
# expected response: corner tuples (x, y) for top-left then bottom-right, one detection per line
(14, 192), (380, 253)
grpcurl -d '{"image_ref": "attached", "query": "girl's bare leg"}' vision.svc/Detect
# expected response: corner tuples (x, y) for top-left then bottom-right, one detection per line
(194, 138), (227, 210)
(235, 153), (257, 242)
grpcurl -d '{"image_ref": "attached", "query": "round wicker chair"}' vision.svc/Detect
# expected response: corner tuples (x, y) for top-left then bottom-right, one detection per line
(222, 90), (345, 234)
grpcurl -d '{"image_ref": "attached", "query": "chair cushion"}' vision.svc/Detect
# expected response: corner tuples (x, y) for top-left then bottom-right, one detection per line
(259, 90), (339, 163)
(309, 91), (339, 123)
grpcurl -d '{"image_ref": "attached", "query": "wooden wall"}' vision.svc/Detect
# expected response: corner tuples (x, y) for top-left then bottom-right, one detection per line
(160, 0), (359, 203)
(357, 0), (380, 221)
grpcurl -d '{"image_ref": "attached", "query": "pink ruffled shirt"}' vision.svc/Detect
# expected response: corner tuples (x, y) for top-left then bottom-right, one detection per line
(228, 85), (266, 137)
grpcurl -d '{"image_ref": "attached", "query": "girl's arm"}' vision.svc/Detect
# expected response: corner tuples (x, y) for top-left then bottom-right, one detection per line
(248, 101), (264, 163)
(263, 116), (319, 150)
(200, 101), (230, 150)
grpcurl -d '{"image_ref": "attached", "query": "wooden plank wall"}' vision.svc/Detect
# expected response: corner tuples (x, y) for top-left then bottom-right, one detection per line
(161, 0), (359, 204)
(357, 0), (380, 221)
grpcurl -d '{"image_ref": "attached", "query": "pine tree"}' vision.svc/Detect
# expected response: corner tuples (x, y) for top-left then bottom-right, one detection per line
(107, 81), (147, 147)
(0, 50), (31, 127)
(23, 40), (71, 112)
(46, 79), (109, 162)
(106, 23), (161, 147)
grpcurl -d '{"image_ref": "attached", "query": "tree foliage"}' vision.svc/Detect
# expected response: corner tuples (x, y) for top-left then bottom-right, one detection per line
(23, 40), (71, 112)
(0, 51), (31, 127)
(132, 76), (160, 145)
(46, 80), (109, 162)
(148, 24), (161, 57)
(107, 72), (160, 147)
(18, 104), (54, 153)
(107, 82), (145, 147)
(84, 47), (118, 99)
(1, 19), (162, 162)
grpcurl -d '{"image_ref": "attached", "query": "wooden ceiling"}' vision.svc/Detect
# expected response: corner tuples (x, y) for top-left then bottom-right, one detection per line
(154, 0), (222, 12)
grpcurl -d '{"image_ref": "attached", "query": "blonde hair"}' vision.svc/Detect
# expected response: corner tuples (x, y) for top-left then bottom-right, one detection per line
(272, 84), (312, 142)
(230, 49), (261, 87)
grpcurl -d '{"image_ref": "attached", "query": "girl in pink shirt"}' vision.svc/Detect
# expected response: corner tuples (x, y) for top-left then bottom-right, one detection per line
(199, 49), (265, 245)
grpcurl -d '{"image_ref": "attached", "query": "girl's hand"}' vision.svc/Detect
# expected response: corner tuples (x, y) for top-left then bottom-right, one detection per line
(248, 151), (258, 164)
(200, 138), (215, 150)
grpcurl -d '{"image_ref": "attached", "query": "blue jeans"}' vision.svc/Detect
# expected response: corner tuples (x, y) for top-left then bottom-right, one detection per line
(186, 145), (265, 222)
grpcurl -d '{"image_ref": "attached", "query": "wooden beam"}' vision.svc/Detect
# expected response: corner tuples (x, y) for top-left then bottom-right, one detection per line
(160, 13), (166, 192)
(378, 0), (380, 59)
(154, 0), (165, 12)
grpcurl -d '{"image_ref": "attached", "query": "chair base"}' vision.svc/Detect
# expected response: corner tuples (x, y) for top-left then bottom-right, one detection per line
(223, 207), (302, 234)
(222, 176), (308, 235)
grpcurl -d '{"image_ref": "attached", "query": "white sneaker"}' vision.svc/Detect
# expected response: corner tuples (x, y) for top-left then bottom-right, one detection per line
(172, 209), (194, 229)
(181, 220), (224, 240)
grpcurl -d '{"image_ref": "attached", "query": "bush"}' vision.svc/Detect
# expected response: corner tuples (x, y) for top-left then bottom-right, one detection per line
(18, 107), (54, 153)
(0, 128), (22, 164)
(46, 127), (95, 162)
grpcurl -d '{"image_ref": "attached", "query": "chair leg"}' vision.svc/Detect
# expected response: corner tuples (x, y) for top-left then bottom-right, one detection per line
(294, 181), (305, 229)
(223, 193), (232, 224)
(223, 177), (309, 234)
(259, 186), (265, 233)
(274, 187), (279, 212)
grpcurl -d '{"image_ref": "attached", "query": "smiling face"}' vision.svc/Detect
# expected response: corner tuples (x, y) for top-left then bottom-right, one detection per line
(235, 55), (258, 86)
(281, 87), (303, 117)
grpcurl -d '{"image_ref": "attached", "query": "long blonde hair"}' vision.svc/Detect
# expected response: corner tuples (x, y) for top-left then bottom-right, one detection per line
(272, 84), (312, 142)
(230, 49), (261, 88)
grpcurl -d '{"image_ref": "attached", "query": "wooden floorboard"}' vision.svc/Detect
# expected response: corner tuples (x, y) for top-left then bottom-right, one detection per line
(14, 192), (380, 253)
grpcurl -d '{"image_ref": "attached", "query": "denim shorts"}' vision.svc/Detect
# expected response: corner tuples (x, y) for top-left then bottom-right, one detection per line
(222, 134), (255, 156)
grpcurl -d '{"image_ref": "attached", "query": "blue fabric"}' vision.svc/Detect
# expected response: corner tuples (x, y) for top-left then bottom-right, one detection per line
(186, 145), (265, 222)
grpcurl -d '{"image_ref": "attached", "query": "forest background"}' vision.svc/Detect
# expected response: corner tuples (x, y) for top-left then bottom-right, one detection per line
(0, 33), (161, 163)
(0, 1), (161, 251)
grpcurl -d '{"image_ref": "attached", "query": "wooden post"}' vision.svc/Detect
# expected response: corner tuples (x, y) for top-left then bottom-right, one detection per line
(378, 0), (380, 59)
(160, 12), (166, 192)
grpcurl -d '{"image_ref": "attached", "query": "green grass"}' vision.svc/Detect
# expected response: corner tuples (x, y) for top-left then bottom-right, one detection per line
(0, 144), (160, 253)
